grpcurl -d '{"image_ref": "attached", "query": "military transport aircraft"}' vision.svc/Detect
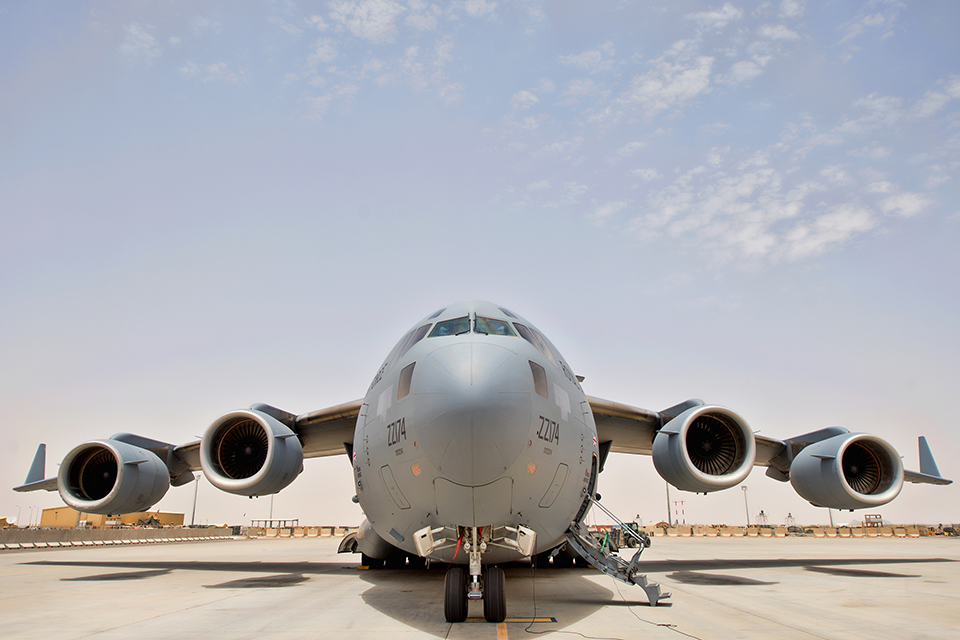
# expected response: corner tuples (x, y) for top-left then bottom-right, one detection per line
(15, 300), (951, 622)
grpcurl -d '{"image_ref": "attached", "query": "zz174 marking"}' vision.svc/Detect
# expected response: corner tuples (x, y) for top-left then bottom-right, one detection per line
(536, 415), (560, 445)
(387, 417), (407, 447)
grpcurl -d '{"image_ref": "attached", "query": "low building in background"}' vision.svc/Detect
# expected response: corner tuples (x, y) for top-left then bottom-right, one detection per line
(39, 506), (184, 528)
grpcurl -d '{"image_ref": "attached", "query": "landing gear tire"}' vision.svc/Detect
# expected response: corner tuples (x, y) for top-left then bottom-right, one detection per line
(444, 566), (468, 623)
(483, 566), (506, 623)
(361, 553), (383, 569)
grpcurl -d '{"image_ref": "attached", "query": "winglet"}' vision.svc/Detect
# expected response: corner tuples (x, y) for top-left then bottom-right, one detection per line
(918, 436), (941, 477)
(13, 444), (59, 493)
(25, 443), (46, 484)
(902, 437), (952, 486)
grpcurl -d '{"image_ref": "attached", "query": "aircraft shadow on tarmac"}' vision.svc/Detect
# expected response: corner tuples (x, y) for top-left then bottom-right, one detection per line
(25, 556), (951, 635)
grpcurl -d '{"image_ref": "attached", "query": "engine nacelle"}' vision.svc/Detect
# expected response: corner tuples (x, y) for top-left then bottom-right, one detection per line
(790, 433), (903, 510)
(200, 409), (304, 496)
(356, 518), (394, 560)
(652, 405), (756, 492)
(58, 440), (170, 515)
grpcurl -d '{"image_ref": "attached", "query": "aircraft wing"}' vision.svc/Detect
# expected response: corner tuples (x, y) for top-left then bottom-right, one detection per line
(589, 395), (787, 466)
(589, 395), (950, 487)
(173, 399), (362, 469)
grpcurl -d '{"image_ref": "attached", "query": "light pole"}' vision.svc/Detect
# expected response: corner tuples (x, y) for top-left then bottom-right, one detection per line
(191, 473), (199, 526)
(665, 482), (671, 525)
(15, 505), (21, 528)
(28, 506), (36, 528)
(741, 485), (750, 526)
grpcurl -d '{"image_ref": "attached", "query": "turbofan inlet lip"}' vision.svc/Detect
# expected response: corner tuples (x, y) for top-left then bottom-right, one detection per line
(200, 410), (277, 492)
(680, 406), (756, 488)
(58, 440), (126, 511)
(837, 434), (904, 504)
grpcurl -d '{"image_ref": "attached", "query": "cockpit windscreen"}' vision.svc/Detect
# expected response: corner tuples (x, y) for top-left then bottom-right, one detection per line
(475, 316), (516, 336)
(428, 316), (470, 337)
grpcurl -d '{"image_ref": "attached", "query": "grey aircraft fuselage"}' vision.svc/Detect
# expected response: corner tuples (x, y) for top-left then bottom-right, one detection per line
(355, 300), (598, 564)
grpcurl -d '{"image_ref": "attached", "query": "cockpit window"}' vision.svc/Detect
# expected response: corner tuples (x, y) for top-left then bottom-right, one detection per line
(499, 307), (518, 319)
(514, 322), (558, 365)
(428, 316), (470, 337)
(475, 316), (516, 336)
(399, 323), (432, 359)
(428, 307), (446, 319)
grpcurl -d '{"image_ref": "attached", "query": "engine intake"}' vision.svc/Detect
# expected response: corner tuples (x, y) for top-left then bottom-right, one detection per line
(58, 440), (170, 515)
(652, 405), (756, 492)
(200, 409), (304, 496)
(790, 433), (903, 510)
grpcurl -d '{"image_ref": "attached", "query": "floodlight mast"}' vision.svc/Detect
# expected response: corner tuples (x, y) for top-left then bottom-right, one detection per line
(742, 485), (750, 526)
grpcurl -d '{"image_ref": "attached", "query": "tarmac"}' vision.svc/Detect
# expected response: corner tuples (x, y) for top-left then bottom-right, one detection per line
(1, 535), (957, 640)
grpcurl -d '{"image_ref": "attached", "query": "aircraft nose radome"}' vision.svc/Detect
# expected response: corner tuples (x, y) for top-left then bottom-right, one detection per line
(416, 342), (532, 487)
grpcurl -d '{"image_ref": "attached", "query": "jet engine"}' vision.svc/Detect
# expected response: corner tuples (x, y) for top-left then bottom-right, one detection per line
(58, 440), (170, 515)
(790, 433), (903, 510)
(652, 405), (756, 492)
(200, 409), (304, 496)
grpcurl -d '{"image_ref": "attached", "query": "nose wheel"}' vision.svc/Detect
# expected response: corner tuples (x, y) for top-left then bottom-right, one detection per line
(442, 526), (508, 623)
(444, 566), (468, 622)
(483, 566), (506, 623)
(443, 565), (506, 623)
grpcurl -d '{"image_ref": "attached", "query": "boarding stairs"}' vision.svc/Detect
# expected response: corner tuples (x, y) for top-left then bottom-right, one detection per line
(564, 497), (670, 606)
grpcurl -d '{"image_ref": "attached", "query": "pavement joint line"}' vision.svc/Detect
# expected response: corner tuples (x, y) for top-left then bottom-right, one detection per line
(465, 617), (556, 623)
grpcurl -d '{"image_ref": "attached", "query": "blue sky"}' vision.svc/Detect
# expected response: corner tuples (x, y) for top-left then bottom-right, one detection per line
(2, 1), (959, 528)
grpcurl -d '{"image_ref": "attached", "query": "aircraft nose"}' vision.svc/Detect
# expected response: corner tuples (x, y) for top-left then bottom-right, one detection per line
(415, 342), (532, 486)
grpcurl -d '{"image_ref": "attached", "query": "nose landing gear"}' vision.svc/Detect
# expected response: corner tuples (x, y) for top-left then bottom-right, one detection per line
(418, 524), (534, 623)
(443, 564), (506, 623)
(441, 526), (507, 623)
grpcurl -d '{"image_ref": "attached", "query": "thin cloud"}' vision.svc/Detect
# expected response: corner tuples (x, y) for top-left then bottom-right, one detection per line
(329, 0), (406, 44)
(118, 23), (161, 65)
(687, 3), (743, 30)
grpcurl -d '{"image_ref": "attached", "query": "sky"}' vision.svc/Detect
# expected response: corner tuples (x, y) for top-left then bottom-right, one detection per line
(2, 0), (959, 530)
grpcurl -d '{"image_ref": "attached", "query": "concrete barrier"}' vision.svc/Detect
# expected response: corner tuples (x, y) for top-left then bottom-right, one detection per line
(0, 527), (231, 550)
(838, 528), (851, 538)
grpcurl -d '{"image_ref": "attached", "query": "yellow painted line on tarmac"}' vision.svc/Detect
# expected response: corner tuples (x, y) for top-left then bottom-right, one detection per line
(497, 622), (508, 639)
